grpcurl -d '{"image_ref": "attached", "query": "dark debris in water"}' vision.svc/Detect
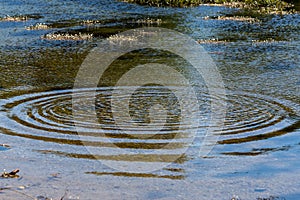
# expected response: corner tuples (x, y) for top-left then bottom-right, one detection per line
(36, 193), (70, 200)
(231, 195), (286, 200)
(0, 144), (10, 151)
(36, 196), (53, 200)
(256, 196), (286, 200)
(1, 168), (20, 178)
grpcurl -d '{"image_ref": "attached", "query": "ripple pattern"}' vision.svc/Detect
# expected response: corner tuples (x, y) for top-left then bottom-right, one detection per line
(0, 88), (299, 170)
(219, 91), (299, 145)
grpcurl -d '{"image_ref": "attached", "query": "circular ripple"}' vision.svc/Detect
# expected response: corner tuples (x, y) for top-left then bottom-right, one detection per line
(219, 91), (300, 145)
(0, 88), (299, 158)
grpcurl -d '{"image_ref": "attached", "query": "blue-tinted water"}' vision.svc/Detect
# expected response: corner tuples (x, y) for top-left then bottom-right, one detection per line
(0, 1), (299, 199)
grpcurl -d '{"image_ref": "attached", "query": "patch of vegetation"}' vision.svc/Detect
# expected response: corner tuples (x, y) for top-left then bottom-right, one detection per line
(230, 0), (295, 14)
(42, 32), (93, 41)
(123, 0), (296, 14)
(26, 23), (51, 30)
(203, 15), (260, 22)
(0, 14), (43, 21)
(123, 0), (203, 7)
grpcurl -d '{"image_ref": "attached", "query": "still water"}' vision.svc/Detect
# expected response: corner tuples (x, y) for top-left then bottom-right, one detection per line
(0, 0), (299, 199)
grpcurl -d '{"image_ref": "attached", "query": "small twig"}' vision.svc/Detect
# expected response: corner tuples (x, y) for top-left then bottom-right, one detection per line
(8, 169), (19, 176)
(60, 193), (66, 200)
(1, 168), (20, 178)
(0, 144), (10, 148)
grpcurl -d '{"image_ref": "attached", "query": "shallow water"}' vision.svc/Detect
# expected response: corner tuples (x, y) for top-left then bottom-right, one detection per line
(0, 1), (299, 199)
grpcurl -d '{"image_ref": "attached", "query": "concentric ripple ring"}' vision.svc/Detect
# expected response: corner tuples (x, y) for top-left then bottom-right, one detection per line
(0, 89), (299, 152)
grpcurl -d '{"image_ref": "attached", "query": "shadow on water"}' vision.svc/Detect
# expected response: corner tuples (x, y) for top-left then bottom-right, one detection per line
(85, 171), (185, 180)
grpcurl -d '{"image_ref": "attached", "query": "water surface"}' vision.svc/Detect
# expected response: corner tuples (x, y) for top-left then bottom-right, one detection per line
(0, 1), (299, 199)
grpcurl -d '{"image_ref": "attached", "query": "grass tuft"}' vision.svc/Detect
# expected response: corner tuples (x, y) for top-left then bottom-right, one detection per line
(42, 32), (93, 41)
(122, 0), (296, 14)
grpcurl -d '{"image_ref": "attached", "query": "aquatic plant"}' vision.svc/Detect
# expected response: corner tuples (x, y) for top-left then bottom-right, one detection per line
(80, 19), (101, 25)
(136, 18), (163, 25)
(108, 34), (139, 44)
(203, 15), (260, 23)
(123, 0), (203, 7)
(26, 23), (51, 30)
(42, 32), (93, 41)
(0, 15), (28, 21)
(0, 14), (43, 21)
(123, 0), (295, 14)
(198, 38), (230, 44)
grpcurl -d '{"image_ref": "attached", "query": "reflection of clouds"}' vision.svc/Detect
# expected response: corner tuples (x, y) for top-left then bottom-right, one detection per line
(86, 171), (184, 180)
